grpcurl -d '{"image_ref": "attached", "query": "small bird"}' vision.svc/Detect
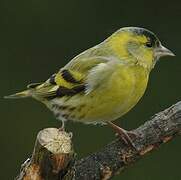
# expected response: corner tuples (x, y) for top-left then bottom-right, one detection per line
(5, 27), (175, 147)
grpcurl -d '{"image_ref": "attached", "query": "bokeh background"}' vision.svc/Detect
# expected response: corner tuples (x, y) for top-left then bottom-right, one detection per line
(1, 0), (181, 179)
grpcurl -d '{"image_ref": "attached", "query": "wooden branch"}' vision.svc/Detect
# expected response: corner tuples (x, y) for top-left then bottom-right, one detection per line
(17, 101), (181, 180)
(16, 128), (74, 180)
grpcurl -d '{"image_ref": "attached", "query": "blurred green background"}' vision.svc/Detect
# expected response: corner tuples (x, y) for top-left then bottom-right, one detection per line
(1, 0), (181, 179)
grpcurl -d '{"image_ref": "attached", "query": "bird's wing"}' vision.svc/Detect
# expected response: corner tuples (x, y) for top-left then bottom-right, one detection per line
(65, 56), (118, 94)
(30, 56), (115, 99)
(30, 70), (85, 99)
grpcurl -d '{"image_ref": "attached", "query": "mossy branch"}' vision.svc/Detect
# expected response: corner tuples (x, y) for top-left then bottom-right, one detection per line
(16, 101), (181, 180)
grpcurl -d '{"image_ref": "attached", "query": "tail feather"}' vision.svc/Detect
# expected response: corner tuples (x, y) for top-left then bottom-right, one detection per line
(4, 90), (31, 99)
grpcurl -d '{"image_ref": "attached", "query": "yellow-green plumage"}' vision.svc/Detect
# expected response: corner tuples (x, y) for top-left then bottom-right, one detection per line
(56, 63), (148, 123)
(5, 27), (174, 126)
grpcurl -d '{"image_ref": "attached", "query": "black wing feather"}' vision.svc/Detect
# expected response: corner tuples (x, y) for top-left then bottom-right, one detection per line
(46, 85), (86, 100)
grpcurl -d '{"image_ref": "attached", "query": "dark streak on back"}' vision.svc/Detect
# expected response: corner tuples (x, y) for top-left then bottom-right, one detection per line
(61, 69), (81, 84)
(47, 85), (86, 100)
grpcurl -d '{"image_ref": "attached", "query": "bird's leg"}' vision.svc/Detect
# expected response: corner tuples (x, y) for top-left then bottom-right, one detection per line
(59, 120), (65, 131)
(107, 121), (138, 150)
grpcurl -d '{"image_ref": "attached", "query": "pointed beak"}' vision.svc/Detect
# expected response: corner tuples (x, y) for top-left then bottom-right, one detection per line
(154, 44), (175, 59)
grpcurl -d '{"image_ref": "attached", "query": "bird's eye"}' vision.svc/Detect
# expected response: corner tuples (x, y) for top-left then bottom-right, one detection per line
(145, 41), (153, 48)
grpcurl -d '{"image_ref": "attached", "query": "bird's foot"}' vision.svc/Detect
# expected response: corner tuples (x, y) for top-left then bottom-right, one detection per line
(107, 122), (139, 151)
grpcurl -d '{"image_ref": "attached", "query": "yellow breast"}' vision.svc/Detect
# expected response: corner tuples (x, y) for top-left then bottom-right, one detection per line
(77, 64), (149, 122)
(50, 63), (149, 124)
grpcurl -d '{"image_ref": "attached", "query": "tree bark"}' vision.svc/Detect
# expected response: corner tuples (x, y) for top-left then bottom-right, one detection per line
(16, 128), (74, 180)
(16, 101), (181, 180)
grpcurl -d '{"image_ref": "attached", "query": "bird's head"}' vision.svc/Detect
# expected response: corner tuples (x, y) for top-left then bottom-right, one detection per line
(107, 27), (175, 70)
